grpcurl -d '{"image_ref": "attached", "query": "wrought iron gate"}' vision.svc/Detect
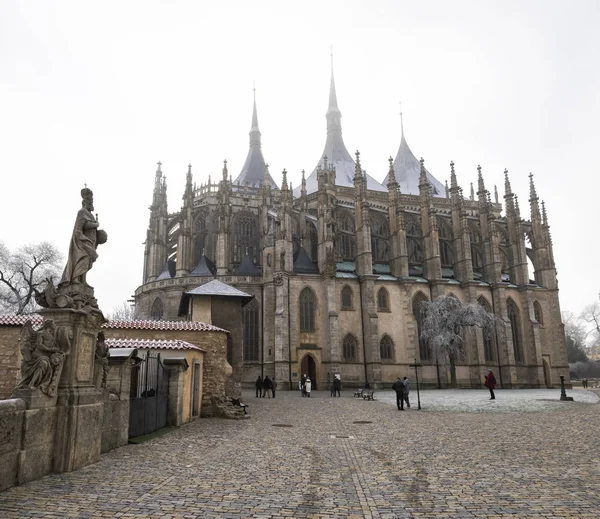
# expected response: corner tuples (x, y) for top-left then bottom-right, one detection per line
(129, 353), (169, 438)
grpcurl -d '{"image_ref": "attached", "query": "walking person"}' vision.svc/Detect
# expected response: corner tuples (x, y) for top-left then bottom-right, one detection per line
(262, 376), (272, 398)
(272, 377), (277, 398)
(333, 375), (341, 397)
(305, 377), (312, 397)
(485, 369), (496, 400)
(403, 376), (410, 408)
(301, 374), (307, 397)
(392, 377), (405, 410)
(255, 376), (263, 398)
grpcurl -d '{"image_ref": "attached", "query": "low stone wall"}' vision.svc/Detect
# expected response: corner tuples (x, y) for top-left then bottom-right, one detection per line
(0, 399), (57, 492)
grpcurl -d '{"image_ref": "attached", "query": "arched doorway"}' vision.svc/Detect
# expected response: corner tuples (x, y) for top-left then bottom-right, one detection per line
(300, 354), (317, 390)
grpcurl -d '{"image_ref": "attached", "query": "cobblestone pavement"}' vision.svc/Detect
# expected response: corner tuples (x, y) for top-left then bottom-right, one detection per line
(1, 389), (599, 518)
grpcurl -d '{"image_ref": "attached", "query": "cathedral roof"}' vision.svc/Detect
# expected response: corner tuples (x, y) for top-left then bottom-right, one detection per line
(190, 254), (216, 277)
(234, 253), (261, 276)
(233, 92), (278, 189)
(293, 247), (319, 274)
(294, 66), (387, 197)
(382, 133), (446, 197)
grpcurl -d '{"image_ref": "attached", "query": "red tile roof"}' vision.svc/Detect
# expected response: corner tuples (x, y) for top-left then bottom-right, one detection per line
(0, 314), (43, 326)
(103, 319), (228, 333)
(106, 338), (204, 351)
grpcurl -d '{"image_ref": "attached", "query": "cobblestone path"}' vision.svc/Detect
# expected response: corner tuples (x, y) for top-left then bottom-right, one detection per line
(1, 390), (599, 518)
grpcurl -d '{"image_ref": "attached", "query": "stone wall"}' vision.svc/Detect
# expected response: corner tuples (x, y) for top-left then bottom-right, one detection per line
(0, 326), (21, 400)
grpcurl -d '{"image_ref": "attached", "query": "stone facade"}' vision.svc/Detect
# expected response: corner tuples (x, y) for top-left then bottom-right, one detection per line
(0, 325), (22, 400)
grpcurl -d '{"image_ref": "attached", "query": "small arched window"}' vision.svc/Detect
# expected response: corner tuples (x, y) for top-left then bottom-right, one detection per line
(507, 298), (523, 363)
(150, 298), (164, 320)
(299, 288), (316, 332)
(380, 335), (394, 361)
(343, 334), (358, 361)
(243, 299), (259, 361)
(478, 296), (495, 362)
(341, 286), (353, 310)
(377, 287), (390, 312)
(534, 300), (543, 325)
(412, 292), (430, 360)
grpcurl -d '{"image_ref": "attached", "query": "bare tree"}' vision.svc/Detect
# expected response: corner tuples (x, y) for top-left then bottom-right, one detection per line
(563, 310), (590, 364)
(0, 241), (63, 315)
(420, 295), (497, 388)
(109, 301), (138, 321)
(581, 302), (600, 341)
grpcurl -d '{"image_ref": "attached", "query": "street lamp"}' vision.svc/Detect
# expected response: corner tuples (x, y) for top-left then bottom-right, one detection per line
(409, 358), (423, 410)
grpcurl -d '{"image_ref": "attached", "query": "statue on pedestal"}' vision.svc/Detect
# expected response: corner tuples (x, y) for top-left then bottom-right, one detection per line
(35, 187), (107, 311)
(16, 319), (67, 397)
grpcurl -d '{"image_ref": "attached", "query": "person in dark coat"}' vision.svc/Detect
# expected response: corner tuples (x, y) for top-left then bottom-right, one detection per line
(301, 374), (307, 397)
(262, 376), (272, 398)
(255, 376), (263, 398)
(392, 377), (405, 410)
(333, 375), (341, 397)
(484, 369), (496, 400)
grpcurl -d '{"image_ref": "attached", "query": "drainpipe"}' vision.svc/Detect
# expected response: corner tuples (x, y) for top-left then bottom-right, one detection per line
(358, 277), (369, 388)
(288, 276), (292, 390)
(261, 284), (264, 378)
(490, 289), (504, 388)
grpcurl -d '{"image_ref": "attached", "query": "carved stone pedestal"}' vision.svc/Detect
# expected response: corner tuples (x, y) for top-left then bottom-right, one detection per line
(39, 308), (105, 473)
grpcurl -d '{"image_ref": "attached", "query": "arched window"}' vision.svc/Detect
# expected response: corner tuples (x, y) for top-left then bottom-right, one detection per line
(507, 298), (523, 363)
(371, 211), (390, 262)
(406, 214), (423, 265)
(299, 288), (316, 332)
(243, 299), (259, 361)
(438, 218), (454, 268)
(150, 298), (164, 320)
(193, 210), (217, 265)
(337, 211), (356, 260)
(470, 223), (483, 273)
(343, 334), (358, 361)
(377, 287), (390, 312)
(231, 211), (259, 265)
(412, 292), (430, 360)
(380, 335), (393, 361)
(534, 300), (543, 325)
(478, 296), (495, 362)
(341, 286), (353, 310)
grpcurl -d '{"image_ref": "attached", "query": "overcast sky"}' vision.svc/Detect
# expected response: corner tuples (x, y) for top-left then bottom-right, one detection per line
(1, 0), (599, 317)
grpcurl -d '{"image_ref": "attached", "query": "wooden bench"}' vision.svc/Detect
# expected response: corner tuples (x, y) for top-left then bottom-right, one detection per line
(362, 389), (375, 401)
(230, 398), (248, 414)
(353, 388), (364, 398)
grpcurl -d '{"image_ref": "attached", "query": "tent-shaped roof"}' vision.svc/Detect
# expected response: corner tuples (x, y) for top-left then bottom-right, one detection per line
(190, 254), (216, 277)
(293, 247), (319, 274)
(234, 253), (261, 276)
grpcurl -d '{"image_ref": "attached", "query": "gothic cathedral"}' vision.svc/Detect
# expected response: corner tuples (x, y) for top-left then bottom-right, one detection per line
(135, 68), (567, 390)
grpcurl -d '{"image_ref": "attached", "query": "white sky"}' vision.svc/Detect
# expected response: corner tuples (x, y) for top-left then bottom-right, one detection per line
(1, 0), (599, 316)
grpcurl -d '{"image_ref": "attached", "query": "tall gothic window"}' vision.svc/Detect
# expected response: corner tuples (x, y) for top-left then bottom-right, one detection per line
(243, 299), (259, 361)
(341, 286), (353, 310)
(337, 211), (356, 260)
(438, 217), (454, 268)
(371, 211), (390, 262)
(470, 223), (483, 273)
(534, 300), (543, 325)
(231, 211), (259, 265)
(412, 292), (430, 360)
(380, 335), (393, 361)
(150, 298), (164, 320)
(309, 222), (318, 263)
(406, 214), (423, 265)
(507, 298), (523, 363)
(377, 287), (390, 312)
(299, 288), (316, 332)
(343, 334), (358, 361)
(478, 296), (495, 362)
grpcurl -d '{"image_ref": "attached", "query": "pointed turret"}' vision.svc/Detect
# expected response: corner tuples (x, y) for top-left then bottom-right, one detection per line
(294, 59), (386, 196)
(233, 89), (277, 189)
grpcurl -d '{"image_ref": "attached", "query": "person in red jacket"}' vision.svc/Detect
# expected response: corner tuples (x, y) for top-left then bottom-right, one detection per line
(485, 369), (497, 400)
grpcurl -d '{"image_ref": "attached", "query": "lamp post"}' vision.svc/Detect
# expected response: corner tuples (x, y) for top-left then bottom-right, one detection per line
(409, 359), (423, 410)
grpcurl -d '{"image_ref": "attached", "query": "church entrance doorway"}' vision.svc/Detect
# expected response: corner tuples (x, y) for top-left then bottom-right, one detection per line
(300, 354), (317, 390)
(542, 356), (552, 388)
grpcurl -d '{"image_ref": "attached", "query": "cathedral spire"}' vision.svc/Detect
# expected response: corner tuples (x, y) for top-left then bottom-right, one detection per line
(184, 164), (193, 198)
(326, 54), (342, 134)
(250, 84), (261, 148)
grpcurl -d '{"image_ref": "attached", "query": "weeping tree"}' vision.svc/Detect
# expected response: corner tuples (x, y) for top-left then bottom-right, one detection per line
(420, 295), (497, 388)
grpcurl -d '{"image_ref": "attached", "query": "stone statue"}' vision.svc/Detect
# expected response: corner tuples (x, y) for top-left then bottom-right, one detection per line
(61, 187), (107, 287)
(16, 319), (66, 397)
(35, 187), (107, 311)
(323, 246), (336, 278)
(94, 331), (110, 389)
